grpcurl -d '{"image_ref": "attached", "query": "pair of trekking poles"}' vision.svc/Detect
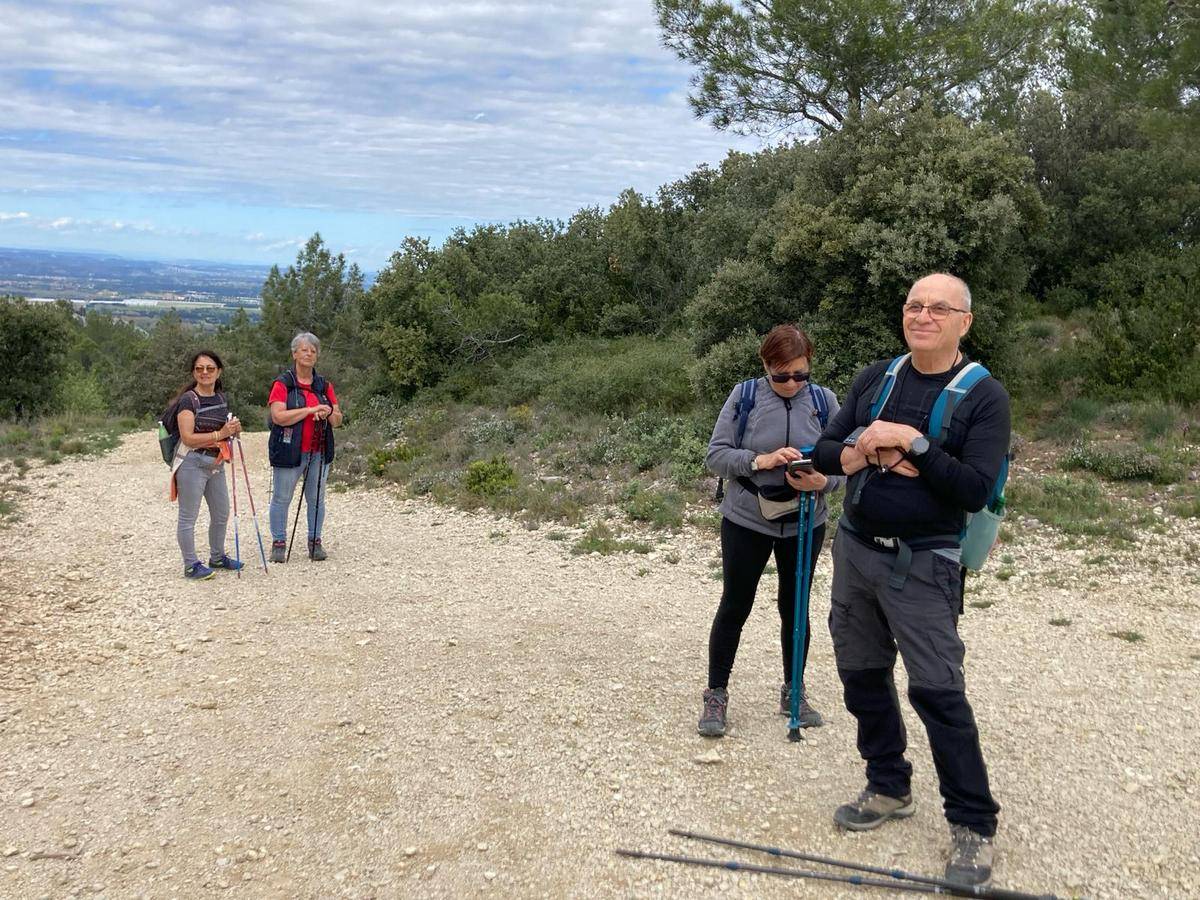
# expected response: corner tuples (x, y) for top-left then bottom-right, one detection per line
(224, 416), (327, 575)
(788, 482), (817, 742)
(225, 421), (268, 577)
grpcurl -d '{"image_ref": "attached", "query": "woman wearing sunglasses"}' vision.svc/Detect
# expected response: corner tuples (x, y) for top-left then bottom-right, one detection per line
(169, 350), (243, 580)
(697, 324), (843, 737)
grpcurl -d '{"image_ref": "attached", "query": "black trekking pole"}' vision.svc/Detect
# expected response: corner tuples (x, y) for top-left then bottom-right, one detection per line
(285, 452), (314, 563)
(617, 847), (1060, 900)
(666, 829), (1062, 900)
(308, 417), (328, 560)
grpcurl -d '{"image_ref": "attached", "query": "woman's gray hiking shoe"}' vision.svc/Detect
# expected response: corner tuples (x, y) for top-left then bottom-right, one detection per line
(833, 789), (915, 831)
(945, 824), (994, 887)
(270, 541), (286, 563)
(778, 683), (824, 727)
(697, 688), (728, 737)
(308, 538), (327, 561)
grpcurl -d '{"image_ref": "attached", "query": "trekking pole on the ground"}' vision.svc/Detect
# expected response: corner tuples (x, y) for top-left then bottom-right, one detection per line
(308, 418), (328, 560)
(788, 487), (816, 742)
(666, 830), (1062, 900)
(226, 429), (241, 581)
(234, 436), (269, 574)
(286, 452), (314, 563)
(618, 847), (1059, 900)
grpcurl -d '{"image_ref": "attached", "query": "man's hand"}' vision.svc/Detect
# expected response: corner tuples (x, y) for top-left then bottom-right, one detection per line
(840, 445), (869, 475)
(754, 447), (803, 471)
(876, 447), (919, 478)
(856, 421), (923, 456)
(785, 469), (828, 492)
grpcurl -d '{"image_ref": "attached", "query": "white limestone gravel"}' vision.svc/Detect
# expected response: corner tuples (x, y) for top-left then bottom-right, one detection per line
(0, 432), (1198, 898)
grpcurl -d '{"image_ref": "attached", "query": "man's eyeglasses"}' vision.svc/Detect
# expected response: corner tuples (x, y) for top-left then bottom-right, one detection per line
(769, 370), (811, 384)
(902, 301), (969, 320)
(194, 365), (218, 373)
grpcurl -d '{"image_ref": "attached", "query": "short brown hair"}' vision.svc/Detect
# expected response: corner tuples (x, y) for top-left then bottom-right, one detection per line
(759, 324), (814, 370)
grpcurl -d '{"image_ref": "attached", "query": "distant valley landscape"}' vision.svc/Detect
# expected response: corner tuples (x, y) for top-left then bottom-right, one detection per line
(0, 246), (270, 328)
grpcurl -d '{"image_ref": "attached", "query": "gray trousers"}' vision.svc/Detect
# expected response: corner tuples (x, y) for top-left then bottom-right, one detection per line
(175, 451), (230, 568)
(828, 528), (1000, 834)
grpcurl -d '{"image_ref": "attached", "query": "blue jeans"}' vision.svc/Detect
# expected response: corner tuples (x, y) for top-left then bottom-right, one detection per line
(269, 453), (330, 543)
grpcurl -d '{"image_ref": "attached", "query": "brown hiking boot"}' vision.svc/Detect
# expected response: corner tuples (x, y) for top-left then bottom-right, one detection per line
(697, 688), (728, 737)
(945, 824), (995, 887)
(833, 788), (915, 831)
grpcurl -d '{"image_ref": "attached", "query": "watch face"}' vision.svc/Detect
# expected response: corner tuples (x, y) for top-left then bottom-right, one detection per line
(912, 436), (929, 455)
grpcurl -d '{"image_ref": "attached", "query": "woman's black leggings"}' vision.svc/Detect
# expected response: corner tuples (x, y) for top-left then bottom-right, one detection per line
(707, 516), (827, 690)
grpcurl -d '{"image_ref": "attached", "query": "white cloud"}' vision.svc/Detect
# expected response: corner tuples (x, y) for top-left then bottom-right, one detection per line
(0, 211), (31, 221)
(0, 1), (760, 262)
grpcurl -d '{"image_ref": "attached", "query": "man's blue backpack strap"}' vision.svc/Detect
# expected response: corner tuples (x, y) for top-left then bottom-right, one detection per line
(733, 377), (758, 448)
(927, 362), (989, 444)
(867, 354), (911, 421)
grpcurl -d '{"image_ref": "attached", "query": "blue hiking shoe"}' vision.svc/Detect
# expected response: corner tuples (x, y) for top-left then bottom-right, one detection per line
(184, 561), (216, 580)
(208, 554), (244, 572)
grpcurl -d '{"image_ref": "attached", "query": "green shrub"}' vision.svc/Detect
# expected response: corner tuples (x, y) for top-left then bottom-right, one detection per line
(464, 455), (518, 497)
(466, 416), (518, 445)
(1062, 441), (1179, 483)
(56, 371), (107, 415)
(487, 335), (694, 415)
(507, 404), (534, 430)
(570, 521), (652, 556)
(367, 442), (416, 476)
(620, 481), (685, 531)
(690, 328), (761, 412)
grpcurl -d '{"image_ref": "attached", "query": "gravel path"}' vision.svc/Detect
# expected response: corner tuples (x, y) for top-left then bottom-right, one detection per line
(1, 432), (1198, 899)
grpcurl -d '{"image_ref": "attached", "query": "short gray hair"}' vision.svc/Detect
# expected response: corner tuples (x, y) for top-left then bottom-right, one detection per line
(291, 332), (320, 353)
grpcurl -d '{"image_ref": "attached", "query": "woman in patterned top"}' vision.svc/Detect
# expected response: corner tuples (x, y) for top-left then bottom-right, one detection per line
(172, 350), (243, 580)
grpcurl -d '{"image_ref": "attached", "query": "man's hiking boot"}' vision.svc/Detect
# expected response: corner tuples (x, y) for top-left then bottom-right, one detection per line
(270, 541), (286, 564)
(209, 554), (244, 571)
(833, 789), (915, 831)
(779, 683), (824, 727)
(184, 561), (215, 581)
(945, 824), (994, 888)
(308, 538), (327, 561)
(697, 688), (728, 737)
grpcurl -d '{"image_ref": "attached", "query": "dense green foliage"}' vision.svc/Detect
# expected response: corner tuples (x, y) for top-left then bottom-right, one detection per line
(654, 0), (1054, 133)
(0, 298), (76, 419)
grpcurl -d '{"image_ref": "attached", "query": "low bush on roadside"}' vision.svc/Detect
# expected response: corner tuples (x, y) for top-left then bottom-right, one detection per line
(620, 481), (685, 531)
(464, 455), (518, 497)
(570, 521), (653, 556)
(1061, 441), (1180, 483)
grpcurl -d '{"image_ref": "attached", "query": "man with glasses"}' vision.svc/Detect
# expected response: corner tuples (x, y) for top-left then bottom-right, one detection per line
(811, 273), (1011, 888)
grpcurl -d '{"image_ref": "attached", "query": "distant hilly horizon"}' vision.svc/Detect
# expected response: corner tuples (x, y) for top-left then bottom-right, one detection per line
(0, 246), (376, 303)
(0, 244), (276, 273)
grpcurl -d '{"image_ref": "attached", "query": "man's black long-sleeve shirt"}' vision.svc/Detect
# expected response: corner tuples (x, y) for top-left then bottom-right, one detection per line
(812, 356), (1011, 545)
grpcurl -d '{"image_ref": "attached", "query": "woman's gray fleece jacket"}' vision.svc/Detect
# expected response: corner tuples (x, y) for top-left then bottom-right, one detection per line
(705, 378), (845, 538)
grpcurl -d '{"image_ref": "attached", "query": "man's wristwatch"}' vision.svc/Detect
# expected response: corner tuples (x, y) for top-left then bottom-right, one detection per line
(750, 456), (760, 472)
(906, 435), (930, 462)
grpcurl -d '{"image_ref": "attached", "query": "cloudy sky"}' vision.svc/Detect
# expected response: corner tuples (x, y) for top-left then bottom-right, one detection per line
(0, 1), (760, 269)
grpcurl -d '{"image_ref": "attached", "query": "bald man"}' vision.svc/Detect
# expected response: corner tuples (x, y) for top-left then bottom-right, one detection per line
(811, 273), (1011, 888)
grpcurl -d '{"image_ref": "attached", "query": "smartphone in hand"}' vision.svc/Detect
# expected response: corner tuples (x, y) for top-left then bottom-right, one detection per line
(786, 458), (815, 476)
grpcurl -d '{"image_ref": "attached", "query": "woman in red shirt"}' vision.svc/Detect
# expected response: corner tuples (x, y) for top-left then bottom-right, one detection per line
(266, 332), (343, 561)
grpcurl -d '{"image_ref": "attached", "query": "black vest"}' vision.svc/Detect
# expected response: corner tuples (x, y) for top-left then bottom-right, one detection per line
(267, 368), (336, 468)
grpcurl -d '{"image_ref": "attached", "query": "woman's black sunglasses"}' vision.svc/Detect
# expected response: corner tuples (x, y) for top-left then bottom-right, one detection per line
(769, 371), (811, 384)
